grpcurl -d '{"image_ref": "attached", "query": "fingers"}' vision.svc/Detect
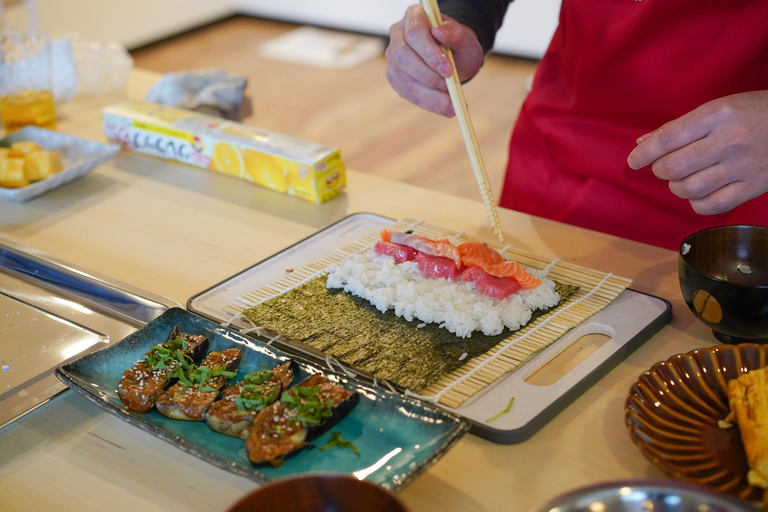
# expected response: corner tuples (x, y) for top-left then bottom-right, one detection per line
(385, 6), (454, 115)
(689, 181), (758, 216)
(667, 163), (730, 201)
(628, 107), (715, 170)
(432, 17), (484, 82)
(650, 138), (720, 182)
(386, 67), (454, 117)
(385, 6), (483, 114)
(631, 92), (768, 216)
(402, 5), (452, 77)
(385, 35), (448, 92)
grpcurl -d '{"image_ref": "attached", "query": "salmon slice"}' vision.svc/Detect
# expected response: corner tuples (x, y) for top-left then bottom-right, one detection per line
(388, 231), (462, 268)
(458, 242), (505, 265)
(458, 242), (541, 289)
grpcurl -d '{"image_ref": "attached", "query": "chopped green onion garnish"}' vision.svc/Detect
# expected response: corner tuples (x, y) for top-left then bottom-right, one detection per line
(485, 396), (515, 423)
(245, 370), (275, 385)
(318, 431), (360, 455)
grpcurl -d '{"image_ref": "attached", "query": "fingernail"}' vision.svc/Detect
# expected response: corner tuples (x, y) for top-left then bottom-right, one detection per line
(627, 150), (638, 169)
(438, 62), (452, 77)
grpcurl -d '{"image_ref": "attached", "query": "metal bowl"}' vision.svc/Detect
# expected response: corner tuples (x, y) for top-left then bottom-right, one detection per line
(529, 480), (755, 512)
(679, 225), (768, 344)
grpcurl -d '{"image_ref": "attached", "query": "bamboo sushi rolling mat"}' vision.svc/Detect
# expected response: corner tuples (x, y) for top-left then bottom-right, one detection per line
(228, 218), (633, 409)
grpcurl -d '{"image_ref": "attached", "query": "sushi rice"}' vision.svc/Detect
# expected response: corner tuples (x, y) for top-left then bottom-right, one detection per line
(326, 249), (560, 338)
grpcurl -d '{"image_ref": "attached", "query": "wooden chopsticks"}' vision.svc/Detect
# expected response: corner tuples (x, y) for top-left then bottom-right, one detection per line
(419, 0), (504, 243)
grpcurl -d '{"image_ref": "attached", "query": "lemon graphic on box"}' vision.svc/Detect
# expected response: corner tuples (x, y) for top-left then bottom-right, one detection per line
(212, 142), (245, 177)
(243, 149), (288, 194)
(271, 155), (312, 196)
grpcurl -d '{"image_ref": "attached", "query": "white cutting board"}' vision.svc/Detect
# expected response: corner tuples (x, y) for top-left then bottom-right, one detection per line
(188, 213), (671, 443)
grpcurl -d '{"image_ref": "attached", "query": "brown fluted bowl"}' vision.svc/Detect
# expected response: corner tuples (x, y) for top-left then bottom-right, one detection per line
(679, 225), (768, 344)
(227, 475), (408, 512)
(625, 343), (768, 503)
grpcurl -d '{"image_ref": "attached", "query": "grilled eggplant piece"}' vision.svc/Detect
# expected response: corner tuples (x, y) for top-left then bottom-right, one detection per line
(156, 348), (242, 421)
(118, 326), (209, 413)
(206, 360), (297, 439)
(246, 373), (359, 467)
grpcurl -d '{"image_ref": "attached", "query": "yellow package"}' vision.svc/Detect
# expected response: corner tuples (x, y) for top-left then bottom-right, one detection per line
(101, 101), (346, 204)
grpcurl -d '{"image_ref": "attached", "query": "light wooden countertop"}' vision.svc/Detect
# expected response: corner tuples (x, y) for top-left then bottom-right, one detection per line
(0, 70), (716, 512)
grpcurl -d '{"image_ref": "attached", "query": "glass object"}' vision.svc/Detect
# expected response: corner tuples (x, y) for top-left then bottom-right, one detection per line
(0, 29), (55, 132)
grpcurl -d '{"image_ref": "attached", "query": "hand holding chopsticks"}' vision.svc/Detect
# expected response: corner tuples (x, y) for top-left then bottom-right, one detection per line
(419, 0), (505, 243)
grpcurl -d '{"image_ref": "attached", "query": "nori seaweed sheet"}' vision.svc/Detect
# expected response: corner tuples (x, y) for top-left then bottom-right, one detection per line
(244, 276), (579, 391)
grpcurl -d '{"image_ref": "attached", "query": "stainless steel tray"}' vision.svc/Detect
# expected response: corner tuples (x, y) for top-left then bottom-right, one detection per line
(188, 213), (671, 443)
(0, 236), (180, 428)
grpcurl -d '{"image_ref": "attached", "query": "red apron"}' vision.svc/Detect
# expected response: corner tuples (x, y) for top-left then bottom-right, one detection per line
(499, 0), (768, 250)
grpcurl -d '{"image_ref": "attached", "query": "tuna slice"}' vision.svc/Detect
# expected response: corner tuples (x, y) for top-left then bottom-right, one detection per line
(461, 266), (521, 300)
(374, 241), (417, 263)
(389, 231), (462, 268)
(415, 252), (461, 280)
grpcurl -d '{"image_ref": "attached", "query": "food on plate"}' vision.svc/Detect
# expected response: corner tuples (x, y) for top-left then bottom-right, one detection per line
(326, 231), (559, 338)
(0, 156), (28, 188)
(118, 326), (209, 413)
(9, 141), (40, 157)
(206, 360), (297, 438)
(318, 430), (360, 455)
(0, 141), (62, 188)
(25, 150), (63, 181)
(245, 373), (359, 467)
(721, 367), (768, 488)
(156, 348), (242, 421)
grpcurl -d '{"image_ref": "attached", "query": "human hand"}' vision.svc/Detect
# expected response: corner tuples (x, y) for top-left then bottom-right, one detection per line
(385, 4), (484, 117)
(627, 91), (768, 215)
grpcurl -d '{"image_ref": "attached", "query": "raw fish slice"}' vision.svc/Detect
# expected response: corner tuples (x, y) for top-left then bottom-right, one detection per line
(415, 252), (462, 280)
(458, 242), (505, 265)
(458, 242), (541, 289)
(374, 241), (417, 263)
(388, 231), (462, 268)
(460, 266), (521, 300)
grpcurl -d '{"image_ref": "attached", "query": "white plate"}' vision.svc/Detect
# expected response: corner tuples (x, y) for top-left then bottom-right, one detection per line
(0, 126), (119, 202)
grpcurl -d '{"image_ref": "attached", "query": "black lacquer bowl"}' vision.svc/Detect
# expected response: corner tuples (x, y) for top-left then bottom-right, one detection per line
(679, 225), (768, 344)
(227, 475), (408, 512)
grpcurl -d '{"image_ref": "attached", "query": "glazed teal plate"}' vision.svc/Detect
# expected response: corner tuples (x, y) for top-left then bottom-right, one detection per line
(55, 308), (468, 491)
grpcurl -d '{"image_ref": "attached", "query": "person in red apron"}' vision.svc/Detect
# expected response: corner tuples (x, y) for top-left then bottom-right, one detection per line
(385, 1), (768, 250)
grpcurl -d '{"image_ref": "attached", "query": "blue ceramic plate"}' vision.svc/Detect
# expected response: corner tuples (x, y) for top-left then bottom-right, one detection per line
(55, 308), (468, 491)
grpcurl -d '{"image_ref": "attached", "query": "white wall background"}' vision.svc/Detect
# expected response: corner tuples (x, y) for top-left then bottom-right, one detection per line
(3, 0), (235, 49)
(4, 0), (560, 59)
(237, 0), (560, 59)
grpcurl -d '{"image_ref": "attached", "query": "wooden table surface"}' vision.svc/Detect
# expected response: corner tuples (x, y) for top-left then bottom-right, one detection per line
(0, 70), (717, 512)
